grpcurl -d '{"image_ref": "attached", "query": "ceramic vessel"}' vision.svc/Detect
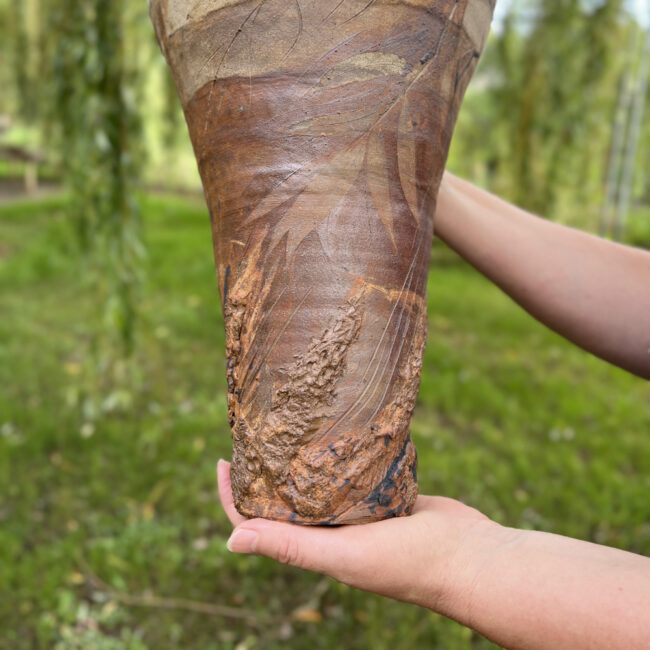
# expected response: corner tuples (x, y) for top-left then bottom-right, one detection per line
(150, 0), (493, 524)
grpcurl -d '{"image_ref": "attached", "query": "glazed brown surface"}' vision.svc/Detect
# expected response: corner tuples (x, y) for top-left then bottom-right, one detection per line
(151, 0), (493, 524)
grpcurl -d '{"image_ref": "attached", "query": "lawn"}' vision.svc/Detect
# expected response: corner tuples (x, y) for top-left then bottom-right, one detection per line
(1, 194), (648, 649)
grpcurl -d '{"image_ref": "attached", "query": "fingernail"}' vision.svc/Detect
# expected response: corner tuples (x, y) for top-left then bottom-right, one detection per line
(227, 528), (259, 553)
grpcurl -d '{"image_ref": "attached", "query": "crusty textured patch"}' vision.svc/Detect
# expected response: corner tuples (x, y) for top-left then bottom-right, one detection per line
(231, 294), (364, 518)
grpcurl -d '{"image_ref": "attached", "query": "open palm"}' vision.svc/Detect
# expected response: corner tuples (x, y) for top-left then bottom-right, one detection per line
(217, 459), (491, 612)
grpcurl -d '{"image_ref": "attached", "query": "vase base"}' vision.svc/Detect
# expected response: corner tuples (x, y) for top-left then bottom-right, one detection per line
(231, 435), (419, 526)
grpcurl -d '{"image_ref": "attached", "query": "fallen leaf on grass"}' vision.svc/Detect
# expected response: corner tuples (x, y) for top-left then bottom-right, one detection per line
(291, 607), (323, 623)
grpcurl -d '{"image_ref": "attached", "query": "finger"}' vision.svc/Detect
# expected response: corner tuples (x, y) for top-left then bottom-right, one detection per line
(226, 517), (372, 582)
(223, 496), (464, 598)
(216, 459), (247, 527)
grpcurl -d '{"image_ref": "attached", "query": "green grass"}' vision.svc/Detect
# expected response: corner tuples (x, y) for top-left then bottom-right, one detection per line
(0, 194), (648, 650)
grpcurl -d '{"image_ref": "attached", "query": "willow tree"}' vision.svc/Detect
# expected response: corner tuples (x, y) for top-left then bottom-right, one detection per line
(152, 0), (494, 524)
(448, 0), (631, 223)
(49, 0), (144, 395)
(611, 26), (649, 240)
(7, 2), (36, 123)
(0, 1), (11, 116)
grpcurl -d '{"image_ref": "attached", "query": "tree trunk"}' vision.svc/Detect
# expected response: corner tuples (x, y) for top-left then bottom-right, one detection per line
(613, 27), (649, 241)
(150, 0), (493, 524)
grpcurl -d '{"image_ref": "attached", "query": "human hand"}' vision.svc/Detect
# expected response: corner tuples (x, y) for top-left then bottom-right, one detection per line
(219, 459), (650, 650)
(217, 459), (503, 615)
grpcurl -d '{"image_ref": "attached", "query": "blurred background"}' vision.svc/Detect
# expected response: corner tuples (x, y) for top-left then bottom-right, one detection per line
(0, 0), (648, 648)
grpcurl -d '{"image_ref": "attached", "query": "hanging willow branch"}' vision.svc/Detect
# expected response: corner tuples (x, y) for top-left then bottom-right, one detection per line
(50, 0), (144, 359)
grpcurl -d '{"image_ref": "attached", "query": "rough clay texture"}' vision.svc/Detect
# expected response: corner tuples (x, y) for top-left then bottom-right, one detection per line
(151, 0), (493, 524)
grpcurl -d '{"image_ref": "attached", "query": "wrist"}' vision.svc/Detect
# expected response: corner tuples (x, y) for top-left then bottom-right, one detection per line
(429, 517), (520, 621)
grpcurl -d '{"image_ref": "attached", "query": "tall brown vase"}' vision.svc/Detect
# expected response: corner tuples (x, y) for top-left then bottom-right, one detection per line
(150, 0), (493, 525)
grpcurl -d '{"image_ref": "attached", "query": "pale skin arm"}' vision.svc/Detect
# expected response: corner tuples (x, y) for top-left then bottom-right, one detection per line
(436, 172), (650, 379)
(218, 461), (650, 650)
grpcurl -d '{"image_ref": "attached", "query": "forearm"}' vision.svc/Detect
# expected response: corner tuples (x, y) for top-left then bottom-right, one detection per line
(437, 520), (650, 649)
(435, 173), (650, 379)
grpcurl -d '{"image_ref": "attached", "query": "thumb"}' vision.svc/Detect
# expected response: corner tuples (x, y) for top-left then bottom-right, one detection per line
(226, 518), (362, 578)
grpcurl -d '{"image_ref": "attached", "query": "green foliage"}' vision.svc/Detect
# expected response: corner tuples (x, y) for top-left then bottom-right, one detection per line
(45, 0), (145, 374)
(162, 69), (183, 152)
(1, 195), (648, 649)
(4, 2), (38, 122)
(10, 4), (32, 121)
(447, 0), (645, 227)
